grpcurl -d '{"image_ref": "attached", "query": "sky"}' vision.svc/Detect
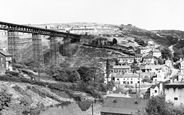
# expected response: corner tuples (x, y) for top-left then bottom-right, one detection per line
(1, 0), (184, 30)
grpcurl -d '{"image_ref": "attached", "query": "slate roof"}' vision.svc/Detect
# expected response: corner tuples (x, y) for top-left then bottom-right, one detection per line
(0, 50), (12, 57)
(140, 65), (163, 69)
(165, 82), (184, 89)
(113, 65), (130, 69)
(101, 97), (148, 115)
(116, 73), (140, 78)
(150, 84), (159, 89)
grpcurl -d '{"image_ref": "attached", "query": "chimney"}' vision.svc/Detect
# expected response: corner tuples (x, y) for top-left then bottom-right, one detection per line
(126, 91), (129, 97)
(2, 47), (6, 51)
(159, 82), (163, 93)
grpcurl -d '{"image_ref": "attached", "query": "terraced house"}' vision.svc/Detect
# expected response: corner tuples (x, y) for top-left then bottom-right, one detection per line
(0, 50), (12, 74)
(101, 97), (148, 115)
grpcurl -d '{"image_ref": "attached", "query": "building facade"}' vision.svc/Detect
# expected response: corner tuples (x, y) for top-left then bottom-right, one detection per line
(114, 73), (142, 86)
(0, 50), (12, 74)
(165, 83), (184, 106)
(101, 97), (148, 115)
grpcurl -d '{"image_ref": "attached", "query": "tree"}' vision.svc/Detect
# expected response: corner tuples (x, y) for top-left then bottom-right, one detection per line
(77, 66), (96, 83)
(67, 70), (80, 83)
(0, 89), (12, 111)
(134, 38), (148, 47)
(131, 58), (139, 73)
(52, 68), (69, 82)
(146, 96), (170, 115)
(161, 48), (172, 60)
(112, 38), (118, 44)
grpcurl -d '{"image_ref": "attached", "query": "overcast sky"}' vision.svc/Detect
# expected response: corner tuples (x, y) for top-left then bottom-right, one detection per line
(1, 0), (184, 30)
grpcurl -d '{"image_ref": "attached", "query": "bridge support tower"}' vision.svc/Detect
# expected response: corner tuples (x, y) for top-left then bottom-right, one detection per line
(32, 34), (43, 81)
(50, 37), (59, 66)
(8, 31), (20, 63)
(32, 34), (43, 63)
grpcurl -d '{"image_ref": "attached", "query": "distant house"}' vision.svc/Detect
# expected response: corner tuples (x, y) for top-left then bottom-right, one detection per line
(117, 56), (142, 65)
(69, 26), (97, 35)
(165, 83), (184, 106)
(142, 56), (155, 65)
(152, 49), (161, 58)
(150, 82), (164, 97)
(140, 47), (151, 56)
(114, 73), (142, 86)
(178, 59), (184, 81)
(101, 97), (148, 115)
(140, 64), (163, 73)
(111, 65), (131, 74)
(0, 50), (12, 74)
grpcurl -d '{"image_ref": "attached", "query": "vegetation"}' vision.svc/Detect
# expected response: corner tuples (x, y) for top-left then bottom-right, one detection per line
(145, 96), (184, 115)
(134, 38), (148, 47)
(160, 48), (173, 60)
(0, 89), (45, 115)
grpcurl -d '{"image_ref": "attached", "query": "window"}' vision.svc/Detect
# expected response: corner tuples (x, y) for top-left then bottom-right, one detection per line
(123, 81), (126, 84)
(131, 81), (133, 84)
(155, 90), (157, 93)
(137, 81), (140, 84)
(174, 97), (178, 100)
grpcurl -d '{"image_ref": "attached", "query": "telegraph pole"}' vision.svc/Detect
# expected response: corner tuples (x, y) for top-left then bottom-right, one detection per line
(92, 101), (93, 115)
(106, 58), (110, 83)
(139, 72), (140, 95)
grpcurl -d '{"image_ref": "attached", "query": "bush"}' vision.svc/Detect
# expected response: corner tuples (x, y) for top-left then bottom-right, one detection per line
(0, 89), (12, 110)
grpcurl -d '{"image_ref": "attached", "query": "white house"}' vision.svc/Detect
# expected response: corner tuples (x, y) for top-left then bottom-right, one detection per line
(114, 73), (142, 86)
(111, 65), (131, 74)
(150, 82), (164, 97)
(153, 65), (171, 83)
(165, 83), (184, 106)
(140, 47), (151, 56)
(152, 49), (161, 58)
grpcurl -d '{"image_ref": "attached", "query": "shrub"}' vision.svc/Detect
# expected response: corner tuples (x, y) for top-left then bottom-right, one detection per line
(0, 89), (12, 110)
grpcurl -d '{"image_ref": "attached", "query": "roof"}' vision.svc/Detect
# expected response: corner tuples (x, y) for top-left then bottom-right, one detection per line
(150, 84), (159, 89)
(101, 97), (148, 114)
(0, 50), (12, 57)
(140, 65), (163, 69)
(118, 56), (142, 59)
(113, 65), (130, 69)
(116, 73), (140, 78)
(143, 56), (154, 59)
(165, 82), (184, 89)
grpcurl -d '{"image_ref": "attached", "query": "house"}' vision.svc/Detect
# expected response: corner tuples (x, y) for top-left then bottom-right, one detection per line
(111, 65), (131, 74)
(140, 64), (163, 73)
(114, 73), (142, 86)
(101, 97), (148, 115)
(141, 64), (171, 83)
(0, 50), (12, 74)
(117, 56), (142, 65)
(165, 82), (184, 106)
(69, 26), (98, 35)
(150, 82), (164, 97)
(142, 56), (155, 65)
(152, 49), (161, 58)
(180, 59), (184, 76)
(140, 47), (151, 56)
(178, 59), (184, 81)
